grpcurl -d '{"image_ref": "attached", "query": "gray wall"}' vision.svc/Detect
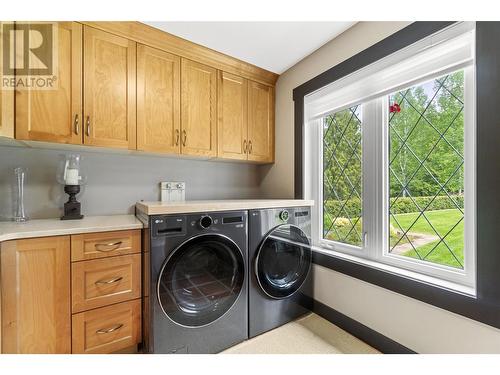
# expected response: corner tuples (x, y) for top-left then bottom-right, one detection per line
(0, 143), (263, 220)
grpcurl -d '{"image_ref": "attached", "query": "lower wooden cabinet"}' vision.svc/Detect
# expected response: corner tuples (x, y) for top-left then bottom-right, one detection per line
(0, 229), (142, 354)
(0, 236), (71, 354)
(72, 299), (141, 354)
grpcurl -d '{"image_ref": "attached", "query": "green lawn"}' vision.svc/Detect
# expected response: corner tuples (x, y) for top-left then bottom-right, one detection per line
(390, 209), (464, 268)
(325, 208), (464, 269)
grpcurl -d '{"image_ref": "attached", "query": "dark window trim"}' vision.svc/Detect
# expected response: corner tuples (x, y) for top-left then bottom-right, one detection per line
(293, 21), (500, 330)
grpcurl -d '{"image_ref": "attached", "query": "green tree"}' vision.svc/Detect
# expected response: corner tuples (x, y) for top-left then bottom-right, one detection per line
(323, 105), (362, 220)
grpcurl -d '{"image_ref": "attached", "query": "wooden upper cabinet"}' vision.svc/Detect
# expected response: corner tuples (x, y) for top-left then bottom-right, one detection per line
(181, 59), (217, 157)
(247, 80), (274, 163)
(0, 22), (14, 138)
(83, 26), (136, 149)
(1, 236), (71, 354)
(137, 44), (180, 154)
(15, 22), (82, 144)
(217, 71), (248, 161)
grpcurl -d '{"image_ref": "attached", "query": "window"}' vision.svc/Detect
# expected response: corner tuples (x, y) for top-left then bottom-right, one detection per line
(304, 22), (475, 292)
(322, 105), (363, 248)
(388, 72), (466, 269)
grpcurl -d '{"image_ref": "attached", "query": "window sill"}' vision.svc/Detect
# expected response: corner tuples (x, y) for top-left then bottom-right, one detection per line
(313, 246), (476, 297)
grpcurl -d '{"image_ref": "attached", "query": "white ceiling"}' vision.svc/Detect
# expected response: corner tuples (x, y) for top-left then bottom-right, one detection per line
(144, 22), (355, 74)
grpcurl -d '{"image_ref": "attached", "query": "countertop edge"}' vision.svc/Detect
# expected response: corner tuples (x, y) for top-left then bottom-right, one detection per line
(0, 215), (143, 243)
(136, 199), (315, 215)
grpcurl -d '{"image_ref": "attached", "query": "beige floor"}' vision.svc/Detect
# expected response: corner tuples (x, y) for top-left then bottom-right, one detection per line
(222, 313), (380, 354)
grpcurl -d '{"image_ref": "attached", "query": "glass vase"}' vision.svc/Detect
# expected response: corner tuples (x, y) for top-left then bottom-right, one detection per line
(13, 167), (29, 222)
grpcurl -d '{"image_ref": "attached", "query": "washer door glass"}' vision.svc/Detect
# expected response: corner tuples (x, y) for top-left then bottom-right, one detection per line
(157, 234), (244, 327)
(256, 224), (311, 299)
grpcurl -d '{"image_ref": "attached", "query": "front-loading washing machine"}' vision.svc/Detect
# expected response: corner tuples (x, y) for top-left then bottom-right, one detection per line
(248, 206), (313, 338)
(141, 210), (248, 353)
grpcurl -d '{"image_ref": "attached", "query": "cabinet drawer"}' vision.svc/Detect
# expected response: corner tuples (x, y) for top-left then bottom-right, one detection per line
(71, 253), (141, 313)
(72, 299), (141, 354)
(71, 230), (141, 261)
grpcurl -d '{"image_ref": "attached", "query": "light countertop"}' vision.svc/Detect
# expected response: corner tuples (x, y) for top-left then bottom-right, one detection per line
(0, 200), (314, 242)
(136, 199), (314, 215)
(0, 215), (143, 242)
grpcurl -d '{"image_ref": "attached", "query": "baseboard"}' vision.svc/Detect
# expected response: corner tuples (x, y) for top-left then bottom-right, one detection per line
(312, 299), (416, 354)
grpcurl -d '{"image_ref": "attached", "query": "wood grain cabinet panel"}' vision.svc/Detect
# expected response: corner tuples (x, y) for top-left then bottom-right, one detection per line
(83, 26), (136, 149)
(0, 22), (14, 139)
(71, 229), (141, 262)
(0, 236), (71, 354)
(247, 80), (274, 163)
(15, 22), (82, 144)
(71, 253), (141, 313)
(137, 44), (181, 154)
(217, 71), (248, 160)
(72, 299), (141, 354)
(181, 58), (217, 157)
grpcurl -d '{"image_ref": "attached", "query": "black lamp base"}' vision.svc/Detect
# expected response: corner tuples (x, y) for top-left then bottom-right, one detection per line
(61, 184), (84, 220)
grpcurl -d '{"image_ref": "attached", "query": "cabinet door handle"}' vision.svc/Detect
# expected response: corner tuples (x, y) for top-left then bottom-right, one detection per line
(182, 130), (187, 147)
(95, 276), (123, 285)
(86, 116), (91, 137)
(96, 324), (124, 334)
(94, 241), (123, 252)
(175, 129), (180, 146)
(243, 140), (247, 153)
(249, 140), (252, 154)
(74, 114), (79, 135)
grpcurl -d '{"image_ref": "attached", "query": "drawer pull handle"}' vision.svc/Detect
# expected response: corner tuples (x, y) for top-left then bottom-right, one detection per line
(95, 241), (123, 252)
(96, 324), (124, 334)
(95, 276), (123, 285)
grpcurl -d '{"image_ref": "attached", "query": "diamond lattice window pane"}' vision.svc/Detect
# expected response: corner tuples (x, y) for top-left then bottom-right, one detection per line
(388, 70), (465, 269)
(323, 105), (363, 247)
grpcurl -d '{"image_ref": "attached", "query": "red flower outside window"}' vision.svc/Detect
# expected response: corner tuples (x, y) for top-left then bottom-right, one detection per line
(390, 103), (401, 113)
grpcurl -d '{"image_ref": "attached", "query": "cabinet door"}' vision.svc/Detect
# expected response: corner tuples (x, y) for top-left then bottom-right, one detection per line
(217, 71), (248, 161)
(0, 22), (14, 138)
(15, 22), (82, 144)
(84, 26), (136, 149)
(137, 45), (180, 154)
(1, 236), (71, 354)
(181, 59), (217, 157)
(247, 81), (274, 163)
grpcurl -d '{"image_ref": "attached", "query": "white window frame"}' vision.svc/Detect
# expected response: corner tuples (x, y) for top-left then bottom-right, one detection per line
(304, 23), (476, 294)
